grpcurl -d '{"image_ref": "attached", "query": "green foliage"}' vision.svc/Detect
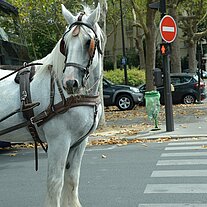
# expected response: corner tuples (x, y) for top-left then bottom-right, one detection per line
(104, 68), (145, 86)
(8, 0), (85, 59)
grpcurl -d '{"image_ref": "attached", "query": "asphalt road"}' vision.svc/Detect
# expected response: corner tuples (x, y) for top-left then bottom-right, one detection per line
(1, 139), (207, 207)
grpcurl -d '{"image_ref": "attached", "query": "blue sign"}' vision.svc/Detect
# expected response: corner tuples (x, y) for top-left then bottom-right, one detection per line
(121, 57), (127, 65)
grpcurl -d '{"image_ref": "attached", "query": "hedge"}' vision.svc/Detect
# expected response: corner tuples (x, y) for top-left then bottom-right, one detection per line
(103, 68), (145, 87)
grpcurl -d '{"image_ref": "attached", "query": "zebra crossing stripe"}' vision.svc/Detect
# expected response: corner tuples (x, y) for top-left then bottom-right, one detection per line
(165, 146), (205, 150)
(144, 184), (207, 193)
(151, 170), (207, 177)
(141, 141), (207, 206)
(157, 159), (207, 165)
(168, 141), (207, 146)
(161, 152), (207, 157)
(138, 204), (207, 207)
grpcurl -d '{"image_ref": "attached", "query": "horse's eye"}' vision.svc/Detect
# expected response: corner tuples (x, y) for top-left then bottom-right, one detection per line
(86, 40), (91, 48)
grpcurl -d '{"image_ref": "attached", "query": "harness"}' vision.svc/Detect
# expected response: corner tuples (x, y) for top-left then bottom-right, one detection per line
(0, 14), (103, 171)
(0, 64), (100, 170)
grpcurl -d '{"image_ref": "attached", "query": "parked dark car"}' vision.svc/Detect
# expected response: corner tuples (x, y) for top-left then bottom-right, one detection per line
(0, 141), (11, 148)
(103, 78), (143, 110)
(138, 73), (206, 105)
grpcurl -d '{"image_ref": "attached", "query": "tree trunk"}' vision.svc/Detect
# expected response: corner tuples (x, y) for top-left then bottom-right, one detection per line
(135, 27), (145, 69)
(97, 0), (107, 127)
(188, 41), (197, 73)
(112, 25), (118, 69)
(168, 3), (181, 73)
(132, 8), (146, 70)
(129, 0), (156, 90)
(145, 3), (156, 91)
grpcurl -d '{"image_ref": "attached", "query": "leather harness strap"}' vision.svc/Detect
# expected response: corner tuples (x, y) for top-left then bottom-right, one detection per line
(19, 68), (47, 171)
(33, 95), (100, 127)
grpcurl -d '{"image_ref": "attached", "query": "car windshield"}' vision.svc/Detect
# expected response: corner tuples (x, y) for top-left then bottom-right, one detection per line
(104, 78), (114, 85)
(170, 75), (192, 85)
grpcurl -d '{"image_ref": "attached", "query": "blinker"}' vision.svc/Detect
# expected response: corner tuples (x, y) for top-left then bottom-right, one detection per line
(88, 38), (95, 58)
(60, 39), (66, 56)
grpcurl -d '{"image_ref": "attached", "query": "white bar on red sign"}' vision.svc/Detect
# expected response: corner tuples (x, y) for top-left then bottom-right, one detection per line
(162, 26), (175, 32)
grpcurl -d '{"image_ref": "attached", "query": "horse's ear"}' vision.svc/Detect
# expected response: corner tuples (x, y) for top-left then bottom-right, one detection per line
(61, 4), (75, 25)
(87, 3), (100, 26)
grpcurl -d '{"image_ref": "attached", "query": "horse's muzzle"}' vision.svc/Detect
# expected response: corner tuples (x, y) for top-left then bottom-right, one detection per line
(63, 79), (80, 94)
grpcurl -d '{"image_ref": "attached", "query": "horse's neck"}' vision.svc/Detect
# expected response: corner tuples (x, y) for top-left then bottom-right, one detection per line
(32, 68), (66, 109)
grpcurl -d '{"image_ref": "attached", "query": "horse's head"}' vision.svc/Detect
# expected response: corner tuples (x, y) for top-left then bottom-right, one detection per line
(60, 4), (104, 95)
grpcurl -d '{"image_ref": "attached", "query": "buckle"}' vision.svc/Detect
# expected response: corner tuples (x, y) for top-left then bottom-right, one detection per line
(30, 117), (35, 125)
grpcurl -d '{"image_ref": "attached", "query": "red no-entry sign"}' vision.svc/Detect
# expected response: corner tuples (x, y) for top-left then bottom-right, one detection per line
(160, 15), (177, 43)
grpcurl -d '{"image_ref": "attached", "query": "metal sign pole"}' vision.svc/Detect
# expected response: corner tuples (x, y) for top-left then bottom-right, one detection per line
(120, 0), (128, 85)
(162, 44), (174, 131)
(149, 0), (175, 132)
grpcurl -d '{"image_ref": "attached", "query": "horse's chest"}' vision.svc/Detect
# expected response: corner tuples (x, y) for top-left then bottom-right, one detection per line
(43, 106), (98, 140)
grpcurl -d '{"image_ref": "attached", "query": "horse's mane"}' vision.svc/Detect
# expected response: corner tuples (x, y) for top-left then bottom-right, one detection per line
(34, 5), (106, 80)
(33, 39), (65, 80)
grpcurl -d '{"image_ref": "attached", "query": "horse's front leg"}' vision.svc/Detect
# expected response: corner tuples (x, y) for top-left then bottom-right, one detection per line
(61, 139), (87, 207)
(44, 135), (70, 207)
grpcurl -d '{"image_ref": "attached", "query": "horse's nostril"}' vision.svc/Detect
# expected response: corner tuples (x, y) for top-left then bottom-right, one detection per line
(66, 79), (79, 89)
(73, 80), (78, 88)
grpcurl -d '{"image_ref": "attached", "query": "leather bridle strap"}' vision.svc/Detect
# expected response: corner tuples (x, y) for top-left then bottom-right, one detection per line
(69, 21), (103, 55)
(63, 62), (88, 74)
(62, 21), (103, 56)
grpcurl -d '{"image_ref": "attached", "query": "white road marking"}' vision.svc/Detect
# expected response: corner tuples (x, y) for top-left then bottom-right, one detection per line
(168, 141), (207, 146)
(161, 152), (207, 157)
(144, 184), (207, 193)
(151, 170), (207, 177)
(157, 159), (207, 165)
(139, 204), (207, 207)
(165, 146), (204, 150)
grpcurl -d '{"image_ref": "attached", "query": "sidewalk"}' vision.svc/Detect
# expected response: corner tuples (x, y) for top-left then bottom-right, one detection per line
(89, 103), (207, 143)
(130, 121), (207, 140)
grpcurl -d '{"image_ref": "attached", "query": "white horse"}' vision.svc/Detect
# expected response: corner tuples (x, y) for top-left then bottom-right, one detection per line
(0, 4), (106, 207)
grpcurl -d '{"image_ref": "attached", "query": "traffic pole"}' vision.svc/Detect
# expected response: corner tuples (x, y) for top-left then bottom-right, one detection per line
(161, 43), (174, 131)
(120, 0), (128, 85)
(149, 0), (175, 132)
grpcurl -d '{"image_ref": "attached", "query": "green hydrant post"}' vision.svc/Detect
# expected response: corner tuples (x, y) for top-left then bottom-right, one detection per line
(145, 91), (160, 129)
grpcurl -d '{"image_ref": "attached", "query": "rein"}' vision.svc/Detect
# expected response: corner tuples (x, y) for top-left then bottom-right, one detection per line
(0, 63), (43, 81)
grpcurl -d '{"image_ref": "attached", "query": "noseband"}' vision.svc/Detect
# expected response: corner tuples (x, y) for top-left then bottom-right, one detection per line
(60, 16), (103, 86)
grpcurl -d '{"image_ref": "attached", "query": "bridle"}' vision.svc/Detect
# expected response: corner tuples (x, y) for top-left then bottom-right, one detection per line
(60, 15), (103, 87)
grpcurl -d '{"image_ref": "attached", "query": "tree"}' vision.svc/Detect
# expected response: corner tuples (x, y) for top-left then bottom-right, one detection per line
(168, 0), (182, 73)
(130, 0), (158, 91)
(106, 0), (121, 69)
(9, 0), (81, 59)
(179, 0), (207, 72)
(132, 8), (146, 69)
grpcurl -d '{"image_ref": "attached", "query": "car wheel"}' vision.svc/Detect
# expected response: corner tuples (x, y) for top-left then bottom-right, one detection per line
(116, 94), (135, 110)
(183, 94), (195, 104)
